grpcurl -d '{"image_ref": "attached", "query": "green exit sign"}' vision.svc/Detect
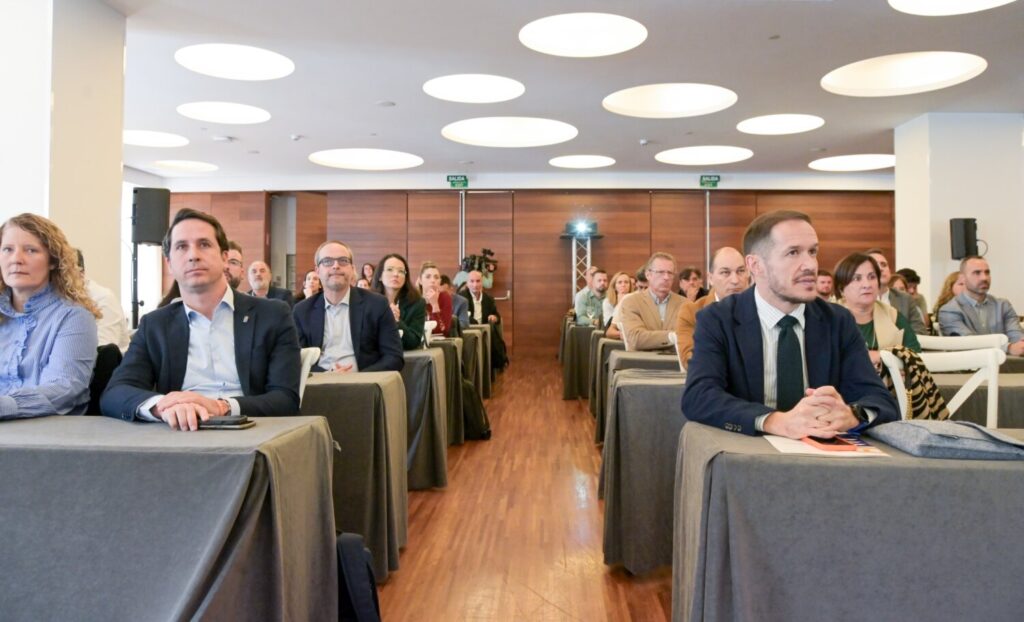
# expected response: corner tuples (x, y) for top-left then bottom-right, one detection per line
(700, 174), (720, 188)
(447, 174), (468, 188)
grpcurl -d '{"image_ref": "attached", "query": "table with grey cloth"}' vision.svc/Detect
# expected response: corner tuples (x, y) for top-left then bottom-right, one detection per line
(589, 337), (625, 419)
(934, 372), (1024, 427)
(557, 315), (571, 362)
(0, 416), (337, 621)
(595, 349), (682, 443)
(301, 372), (408, 582)
(402, 347), (448, 489)
(562, 324), (597, 399)
(462, 329), (483, 389)
(601, 369), (686, 575)
(429, 339), (465, 445)
(1001, 355), (1024, 372)
(673, 422), (1024, 622)
(463, 328), (488, 397)
(469, 323), (494, 397)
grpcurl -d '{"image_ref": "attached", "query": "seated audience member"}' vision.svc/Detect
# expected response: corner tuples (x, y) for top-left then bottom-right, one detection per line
(574, 268), (608, 326)
(618, 252), (687, 351)
(356, 277), (371, 289)
(602, 271), (635, 339)
(933, 271), (965, 321)
(816, 269), (835, 302)
(418, 261), (452, 336)
(462, 269), (509, 370)
(938, 256), (1024, 354)
(442, 274), (470, 329)
(1, 214), (99, 419)
(294, 269), (321, 302)
(682, 210), (898, 439)
(897, 267), (929, 317)
(888, 273), (909, 293)
(835, 253), (920, 366)
(634, 268), (648, 292)
(866, 248), (926, 335)
(101, 209), (301, 430)
(77, 248), (130, 351)
(360, 262), (376, 283)
(293, 241), (403, 373)
(678, 267), (709, 302)
(224, 240), (244, 289)
(248, 260), (295, 307)
(675, 247), (749, 369)
(573, 266), (599, 311)
(373, 253), (426, 350)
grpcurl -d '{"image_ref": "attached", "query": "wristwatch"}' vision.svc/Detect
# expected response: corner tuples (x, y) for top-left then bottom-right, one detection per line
(850, 403), (869, 424)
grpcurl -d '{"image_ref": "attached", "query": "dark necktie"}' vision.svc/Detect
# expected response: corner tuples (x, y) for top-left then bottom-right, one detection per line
(776, 315), (803, 411)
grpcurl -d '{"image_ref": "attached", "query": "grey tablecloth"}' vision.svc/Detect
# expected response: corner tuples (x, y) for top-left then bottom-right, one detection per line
(0, 416), (337, 621)
(562, 324), (597, 399)
(601, 370), (686, 575)
(589, 337), (625, 419)
(557, 315), (571, 362)
(301, 372), (408, 582)
(935, 372), (1024, 427)
(596, 349), (682, 443)
(463, 328), (486, 396)
(673, 422), (1024, 622)
(403, 348), (448, 489)
(469, 323), (493, 397)
(1002, 355), (1024, 372)
(429, 339), (465, 445)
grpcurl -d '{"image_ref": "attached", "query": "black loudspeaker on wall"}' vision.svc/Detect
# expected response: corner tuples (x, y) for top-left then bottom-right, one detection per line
(132, 187), (170, 245)
(949, 218), (978, 260)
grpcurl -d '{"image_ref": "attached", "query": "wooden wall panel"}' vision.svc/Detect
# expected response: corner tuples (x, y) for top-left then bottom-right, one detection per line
(755, 192), (894, 276)
(294, 191), (328, 287)
(466, 192), (514, 349)
(513, 191), (650, 354)
(407, 192), (460, 277)
(709, 191), (758, 262)
(327, 191), (407, 272)
(651, 191), (705, 277)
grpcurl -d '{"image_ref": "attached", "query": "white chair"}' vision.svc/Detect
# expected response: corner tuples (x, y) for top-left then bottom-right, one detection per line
(917, 334), (1009, 351)
(668, 332), (684, 373)
(298, 347), (321, 406)
(423, 320), (437, 347)
(879, 347), (1006, 427)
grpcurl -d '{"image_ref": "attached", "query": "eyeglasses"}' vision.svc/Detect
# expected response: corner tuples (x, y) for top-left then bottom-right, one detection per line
(317, 256), (353, 268)
(384, 267), (407, 276)
(648, 269), (676, 278)
(227, 259), (243, 267)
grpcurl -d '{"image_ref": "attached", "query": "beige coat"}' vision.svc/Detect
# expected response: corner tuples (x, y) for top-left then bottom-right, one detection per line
(674, 294), (716, 368)
(618, 290), (687, 351)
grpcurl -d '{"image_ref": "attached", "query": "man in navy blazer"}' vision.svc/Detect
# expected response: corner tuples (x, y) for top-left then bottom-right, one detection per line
(682, 210), (898, 438)
(292, 241), (403, 373)
(102, 209), (301, 430)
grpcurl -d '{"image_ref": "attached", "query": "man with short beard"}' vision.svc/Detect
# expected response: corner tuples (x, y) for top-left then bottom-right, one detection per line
(938, 255), (1024, 355)
(574, 268), (608, 326)
(682, 210), (897, 439)
(224, 241), (244, 289)
(674, 247), (748, 369)
(816, 269), (835, 301)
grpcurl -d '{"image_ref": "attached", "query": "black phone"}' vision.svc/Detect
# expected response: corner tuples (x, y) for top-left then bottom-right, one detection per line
(199, 415), (254, 430)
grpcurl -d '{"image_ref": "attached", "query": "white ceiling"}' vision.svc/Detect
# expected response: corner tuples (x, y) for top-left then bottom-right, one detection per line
(110, 0), (1024, 187)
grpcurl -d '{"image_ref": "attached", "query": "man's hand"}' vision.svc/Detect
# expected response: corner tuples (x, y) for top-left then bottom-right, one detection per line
(155, 402), (212, 431)
(1009, 340), (1024, 356)
(487, 314), (498, 324)
(804, 386), (859, 432)
(763, 386), (858, 439)
(331, 362), (355, 374)
(156, 391), (226, 417)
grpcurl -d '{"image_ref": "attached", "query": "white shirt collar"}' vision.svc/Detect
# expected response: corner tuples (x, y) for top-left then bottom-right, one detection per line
(754, 287), (806, 329)
(324, 287), (352, 310)
(182, 286), (235, 321)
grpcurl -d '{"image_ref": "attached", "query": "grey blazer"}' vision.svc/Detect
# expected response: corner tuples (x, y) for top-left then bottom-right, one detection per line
(937, 292), (1023, 347)
(887, 288), (927, 335)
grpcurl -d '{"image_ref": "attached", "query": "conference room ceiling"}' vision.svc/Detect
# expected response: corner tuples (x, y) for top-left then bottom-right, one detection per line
(110, 0), (1024, 183)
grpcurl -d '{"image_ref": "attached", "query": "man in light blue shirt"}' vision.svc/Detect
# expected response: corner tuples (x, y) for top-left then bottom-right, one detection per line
(938, 256), (1024, 355)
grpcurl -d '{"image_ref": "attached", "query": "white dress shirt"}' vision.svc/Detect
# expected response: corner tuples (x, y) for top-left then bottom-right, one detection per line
(320, 288), (358, 372)
(470, 292), (483, 323)
(753, 288), (808, 431)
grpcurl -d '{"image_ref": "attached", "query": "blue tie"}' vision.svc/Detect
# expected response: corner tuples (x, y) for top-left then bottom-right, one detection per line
(776, 315), (803, 411)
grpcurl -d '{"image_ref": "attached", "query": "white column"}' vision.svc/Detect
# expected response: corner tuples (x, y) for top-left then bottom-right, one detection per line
(0, 0), (126, 297)
(895, 113), (1024, 311)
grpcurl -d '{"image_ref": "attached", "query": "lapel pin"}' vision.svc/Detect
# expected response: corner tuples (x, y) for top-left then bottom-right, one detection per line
(243, 315), (250, 323)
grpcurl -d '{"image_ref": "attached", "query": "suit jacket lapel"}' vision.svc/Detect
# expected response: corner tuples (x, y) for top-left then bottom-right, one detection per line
(168, 304), (190, 392)
(735, 290), (765, 403)
(804, 302), (830, 388)
(349, 287), (363, 351)
(310, 293), (326, 349)
(234, 294), (254, 394)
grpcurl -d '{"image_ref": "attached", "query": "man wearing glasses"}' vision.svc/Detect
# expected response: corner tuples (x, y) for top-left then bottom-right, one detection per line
(292, 240), (403, 373)
(224, 240), (245, 289)
(617, 252), (688, 351)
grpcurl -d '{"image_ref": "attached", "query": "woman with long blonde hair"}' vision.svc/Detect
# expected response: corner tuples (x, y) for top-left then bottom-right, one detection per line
(603, 271), (636, 339)
(0, 213), (100, 418)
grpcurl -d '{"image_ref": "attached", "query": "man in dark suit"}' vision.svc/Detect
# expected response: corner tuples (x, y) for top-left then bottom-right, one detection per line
(682, 210), (898, 439)
(292, 241), (403, 372)
(462, 270), (508, 369)
(101, 209), (301, 431)
(866, 248), (926, 334)
(248, 260), (295, 307)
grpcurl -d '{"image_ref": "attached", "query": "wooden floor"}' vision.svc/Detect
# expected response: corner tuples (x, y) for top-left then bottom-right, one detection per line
(378, 354), (672, 621)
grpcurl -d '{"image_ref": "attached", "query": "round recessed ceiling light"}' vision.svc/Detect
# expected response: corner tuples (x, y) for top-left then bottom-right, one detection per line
(655, 146), (753, 166)
(177, 101), (271, 124)
(423, 74), (525, 103)
(736, 114), (825, 135)
(518, 12), (647, 58)
(174, 43), (294, 81)
(602, 83), (738, 119)
(821, 51), (987, 97)
(123, 130), (189, 147)
(549, 155), (616, 169)
(809, 154), (895, 172)
(152, 160), (218, 173)
(888, 0), (1017, 16)
(308, 148), (424, 171)
(441, 117), (578, 148)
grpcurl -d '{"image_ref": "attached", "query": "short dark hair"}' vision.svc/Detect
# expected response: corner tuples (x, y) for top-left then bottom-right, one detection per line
(592, 268), (608, 278)
(680, 266), (702, 280)
(864, 248), (886, 258)
(227, 240), (243, 254)
(635, 267), (648, 283)
(896, 268), (920, 284)
(959, 255), (986, 273)
(440, 274), (452, 286)
(742, 210), (812, 256)
(162, 208), (229, 258)
(833, 252), (880, 296)
(817, 269), (832, 278)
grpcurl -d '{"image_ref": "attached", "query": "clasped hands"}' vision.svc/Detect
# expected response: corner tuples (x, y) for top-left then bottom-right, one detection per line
(763, 386), (859, 440)
(152, 391), (229, 431)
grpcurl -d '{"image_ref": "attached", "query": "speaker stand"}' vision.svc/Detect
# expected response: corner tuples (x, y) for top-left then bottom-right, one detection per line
(130, 241), (142, 328)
